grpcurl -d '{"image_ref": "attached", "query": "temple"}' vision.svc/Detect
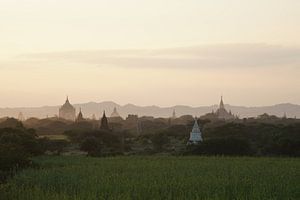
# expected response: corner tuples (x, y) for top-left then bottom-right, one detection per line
(18, 112), (25, 121)
(100, 111), (109, 130)
(110, 107), (121, 118)
(188, 118), (203, 144)
(76, 108), (85, 122)
(215, 96), (235, 120)
(172, 109), (176, 119)
(59, 97), (76, 121)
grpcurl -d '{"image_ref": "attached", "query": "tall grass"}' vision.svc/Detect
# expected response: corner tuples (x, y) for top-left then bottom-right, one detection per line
(1, 156), (299, 200)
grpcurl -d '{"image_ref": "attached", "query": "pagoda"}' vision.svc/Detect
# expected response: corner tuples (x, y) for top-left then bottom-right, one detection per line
(172, 109), (176, 119)
(188, 118), (203, 144)
(76, 108), (85, 122)
(110, 107), (121, 118)
(215, 96), (235, 120)
(100, 111), (109, 130)
(59, 97), (76, 121)
(18, 112), (25, 121)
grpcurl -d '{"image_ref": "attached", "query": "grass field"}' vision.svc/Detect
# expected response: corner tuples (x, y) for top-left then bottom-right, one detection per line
(1, 156), (299, 200)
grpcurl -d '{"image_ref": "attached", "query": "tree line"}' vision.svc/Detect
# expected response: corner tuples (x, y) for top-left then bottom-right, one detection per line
(0, 117), (299, 182)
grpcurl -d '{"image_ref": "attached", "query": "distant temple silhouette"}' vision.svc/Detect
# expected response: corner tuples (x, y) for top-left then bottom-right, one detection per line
(215, 96), (235, 120)
(76, 108), (85, 122)
(57, 95), (235, 122)
(110, 107), (121, 118)
(59, 97), (76, 121)
(100, 111), (109, 130)
(18, 112), (25, 122)
(172, 109), (176, 119)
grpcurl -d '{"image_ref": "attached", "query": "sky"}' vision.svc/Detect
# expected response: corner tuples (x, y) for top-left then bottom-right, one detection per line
(0, 0), (300, 107)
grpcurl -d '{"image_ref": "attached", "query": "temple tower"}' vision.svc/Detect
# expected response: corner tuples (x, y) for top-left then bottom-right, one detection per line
(59, 96), (76, 121)
(188, 118), (203, 144)
(219, 96), (225, 110)
(100, 111), (109, 130)
(172, 109), (177, 119)
(215, 96), (235, 120)
(18, 112), (25, 121)
(76, 108), (84, 122)
(110, 107), (121, 118)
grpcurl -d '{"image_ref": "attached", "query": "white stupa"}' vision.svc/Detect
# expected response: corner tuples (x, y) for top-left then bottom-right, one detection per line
(188, 118), (203, 144)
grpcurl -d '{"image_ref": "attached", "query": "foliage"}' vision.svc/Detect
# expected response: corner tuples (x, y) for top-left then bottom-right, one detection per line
(0, 127), (44, 182)
(0, 144), (30, 171)
(163, 125), (189, 139)
(1, 156), (299, 200)
(202, 122), (300, 156)
(80, 136), (103, 156)
(39, 138), (69, 155)
(150, 132), (170, 151)
(139, 120), (168, 135)
(0, 118), (23, 129)
(187, 138), (253, 156)
(65, 130), (123, 156)
(0, 128), (43, 158)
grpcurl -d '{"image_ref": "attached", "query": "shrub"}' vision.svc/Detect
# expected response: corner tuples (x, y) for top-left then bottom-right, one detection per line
(151, 132), (170, 151)
(0, 127), (43, 182)
(80, 136), (103, 156)
(39, 138), (69, 155)
(188, 138), (253, 156)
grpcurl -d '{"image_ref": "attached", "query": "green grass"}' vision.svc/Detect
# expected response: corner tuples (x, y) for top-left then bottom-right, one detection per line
(1, 156), (300, 200)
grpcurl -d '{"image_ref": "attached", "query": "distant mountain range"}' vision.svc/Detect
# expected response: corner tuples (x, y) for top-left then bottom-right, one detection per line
(0, 101), (299, 119)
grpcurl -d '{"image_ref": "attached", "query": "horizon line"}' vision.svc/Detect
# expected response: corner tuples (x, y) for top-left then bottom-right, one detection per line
(0, 100), (297, 109)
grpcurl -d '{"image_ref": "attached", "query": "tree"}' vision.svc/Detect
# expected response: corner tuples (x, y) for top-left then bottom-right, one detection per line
(80, 136), (103, 156)
(0, 127), (44, 182)
(151, 132), (170, 151)
(188, 138), (253, 156)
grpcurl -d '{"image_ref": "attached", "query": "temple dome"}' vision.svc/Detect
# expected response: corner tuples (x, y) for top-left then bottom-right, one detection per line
(59, 97), (76, 121)
(110, 107), (121, 118)
(61, 97), (75, 110)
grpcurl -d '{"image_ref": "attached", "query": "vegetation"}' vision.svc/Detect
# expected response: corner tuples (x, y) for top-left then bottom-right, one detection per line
(0, 116), (299, 199)
(150, 132), (170, 151)
(0, 126), (69, 183)
(187, 138), (253, 156)
(201, 122), (300, 156)
(65, 129), (123, 156)
(0, 127), (43, 182)
(1, 156), (299, 200)
(1, 116), (299, 159)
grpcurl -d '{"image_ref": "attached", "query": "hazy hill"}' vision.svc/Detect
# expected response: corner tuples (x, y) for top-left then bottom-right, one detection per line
(0, 102), (299, 119)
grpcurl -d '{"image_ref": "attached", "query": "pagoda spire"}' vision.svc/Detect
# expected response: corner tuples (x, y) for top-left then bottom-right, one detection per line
(220, 96), (225, 109)
(110, 107), (121, 118)
(188, 117), (203, 144)
(283, 112), (287, 119)
(66, 95), (69, 103)
(76, 107), (84, 122)
(100, 110), (109, 130)
(172, 109), (176, 119)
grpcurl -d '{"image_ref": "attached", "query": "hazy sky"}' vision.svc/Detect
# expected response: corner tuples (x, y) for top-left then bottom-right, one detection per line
(0, 0), (300, 107)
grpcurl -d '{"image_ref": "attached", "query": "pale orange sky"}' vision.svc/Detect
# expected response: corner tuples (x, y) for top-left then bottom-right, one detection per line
(0, 0), (300, 107)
